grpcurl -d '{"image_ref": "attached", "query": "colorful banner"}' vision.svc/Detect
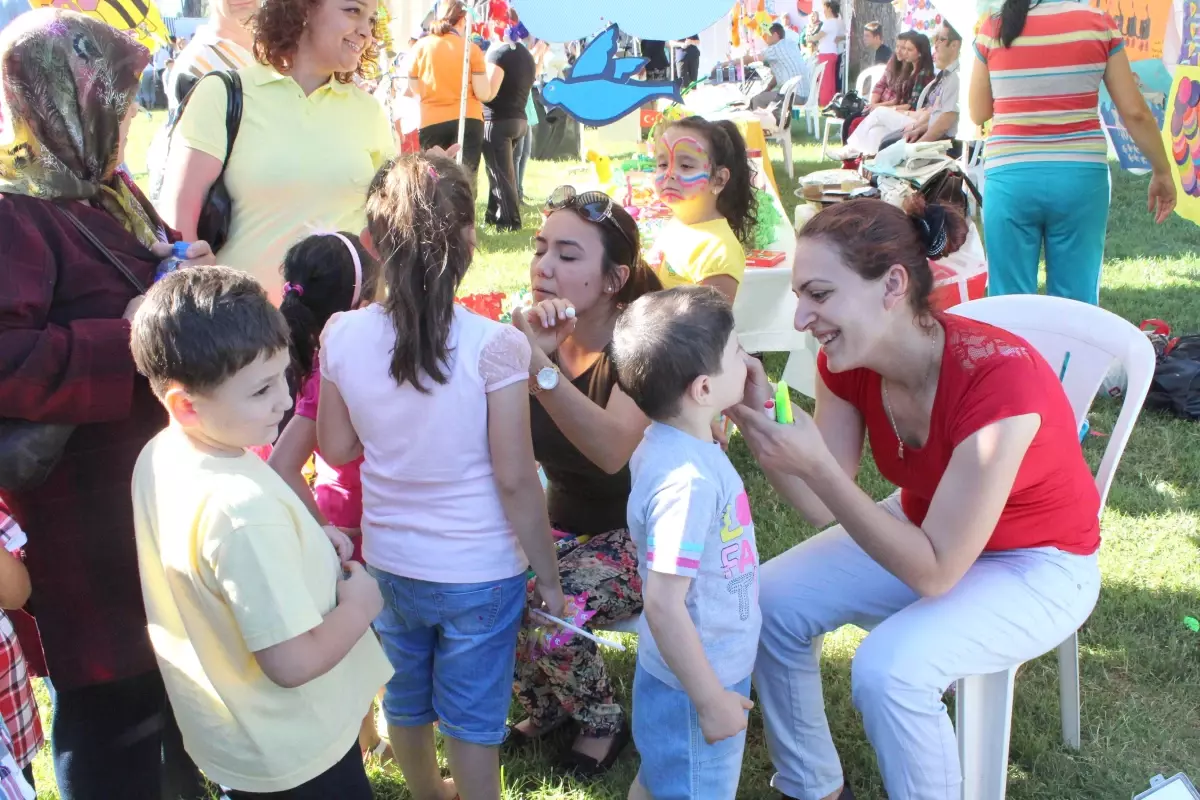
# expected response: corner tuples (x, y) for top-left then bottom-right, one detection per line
(1100, 60), (1171, 171)
(905, 0), (944, 34)
(1178, 0), (1199, 65)
(28, 0), (171, 50)
(1089, 0), (1174, 61)
(1164, 66), (1200, 223)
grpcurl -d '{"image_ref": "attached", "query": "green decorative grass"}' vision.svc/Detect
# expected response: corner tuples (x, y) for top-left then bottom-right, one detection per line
(29, 114), (1197, 800)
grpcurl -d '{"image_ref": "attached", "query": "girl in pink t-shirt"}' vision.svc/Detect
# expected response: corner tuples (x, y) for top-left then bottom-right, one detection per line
(270, 231), (380, 561)
(266, 232), (388, 763)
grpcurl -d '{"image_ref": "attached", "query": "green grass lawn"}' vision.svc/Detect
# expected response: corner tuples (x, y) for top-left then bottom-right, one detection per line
(36, 114), (1196, 799)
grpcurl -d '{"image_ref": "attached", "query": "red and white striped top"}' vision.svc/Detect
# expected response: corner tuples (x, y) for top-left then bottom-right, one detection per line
(975, 1), (1123, 171)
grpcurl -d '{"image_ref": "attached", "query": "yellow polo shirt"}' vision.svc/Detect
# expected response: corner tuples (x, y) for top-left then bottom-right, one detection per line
(652, 217), (747, 289)
(177, 63), (395, 305)
(132, 428), (393, 794)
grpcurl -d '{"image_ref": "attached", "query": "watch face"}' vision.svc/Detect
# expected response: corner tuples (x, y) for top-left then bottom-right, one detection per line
(537, 366), (559, 390)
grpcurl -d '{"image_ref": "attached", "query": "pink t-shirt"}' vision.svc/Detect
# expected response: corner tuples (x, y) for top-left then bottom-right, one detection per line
(321, 305), (533, 583)
(295, 354), (364, 530)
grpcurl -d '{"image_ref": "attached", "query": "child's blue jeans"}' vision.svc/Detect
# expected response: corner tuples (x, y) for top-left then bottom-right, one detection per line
(368, 567), (526, 746)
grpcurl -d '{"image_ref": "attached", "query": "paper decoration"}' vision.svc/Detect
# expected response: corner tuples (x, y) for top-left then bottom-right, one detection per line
(540, 25), (681, 127)
(904, 0), (943, 34)
(1089, 0), (1174, 61)
(512, 0), (738, 42)
(28, 0), (170, 50)
(1164, 67), (1200, 223)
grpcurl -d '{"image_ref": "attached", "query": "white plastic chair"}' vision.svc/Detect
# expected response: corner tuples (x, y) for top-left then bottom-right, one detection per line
(821, 65), (886, 156)
(801, 68), (824, 137)
(947, 295), (1156, 800)
(766, 75), (805, 180)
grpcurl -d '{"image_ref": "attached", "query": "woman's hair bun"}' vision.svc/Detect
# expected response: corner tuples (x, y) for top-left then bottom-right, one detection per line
(901, 193), (969, 261)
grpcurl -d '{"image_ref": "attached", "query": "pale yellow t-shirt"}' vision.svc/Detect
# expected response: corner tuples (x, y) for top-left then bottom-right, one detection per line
(652, 217), (747, 290)
(131, 428), (393, 794)
(177, 63), (395, 305)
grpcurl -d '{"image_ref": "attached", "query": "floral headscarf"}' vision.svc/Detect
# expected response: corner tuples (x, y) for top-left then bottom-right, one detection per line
(0, 9), (159, 248)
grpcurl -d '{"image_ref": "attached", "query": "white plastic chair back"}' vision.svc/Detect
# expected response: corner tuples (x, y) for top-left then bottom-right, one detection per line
(778, 74), (804, 133)
(946, 296), (1155, 800)
(802, 68), (824, 136)
(948, 295), (1154, 508)
(915, 79), (935, 110)
(857, 64), (886, 97)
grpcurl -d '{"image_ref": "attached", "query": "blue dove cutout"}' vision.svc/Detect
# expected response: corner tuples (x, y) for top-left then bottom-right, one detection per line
(540, 24), (681, 127)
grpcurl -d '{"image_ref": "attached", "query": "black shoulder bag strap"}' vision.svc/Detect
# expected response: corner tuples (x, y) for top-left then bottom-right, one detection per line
(169, 69), (244, 174)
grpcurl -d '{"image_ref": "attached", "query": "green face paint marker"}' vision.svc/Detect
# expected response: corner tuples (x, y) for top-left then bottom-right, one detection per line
(774, 381), (793, 425)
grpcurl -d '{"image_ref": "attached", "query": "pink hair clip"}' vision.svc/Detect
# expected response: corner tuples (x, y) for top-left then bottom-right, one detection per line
(428, 165), (439, 180)
(282, 281), (305, 296)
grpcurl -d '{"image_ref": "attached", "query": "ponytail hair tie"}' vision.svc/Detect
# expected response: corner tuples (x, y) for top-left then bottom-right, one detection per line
(916, 204), (949, 260)
(282, 281), (305, 297)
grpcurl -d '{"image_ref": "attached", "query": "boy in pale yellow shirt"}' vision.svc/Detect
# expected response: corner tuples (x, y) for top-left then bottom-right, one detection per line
(129, 266), (392, 799)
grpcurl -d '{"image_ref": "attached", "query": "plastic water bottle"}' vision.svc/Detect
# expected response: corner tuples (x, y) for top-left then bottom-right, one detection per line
(155, 241), (191, 282)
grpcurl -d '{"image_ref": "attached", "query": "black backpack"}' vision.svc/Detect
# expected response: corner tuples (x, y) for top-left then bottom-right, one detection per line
(1142, 320), (1200, 420)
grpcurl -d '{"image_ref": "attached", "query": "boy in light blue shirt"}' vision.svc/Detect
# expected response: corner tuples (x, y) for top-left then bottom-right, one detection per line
(612, 286), (761, 800)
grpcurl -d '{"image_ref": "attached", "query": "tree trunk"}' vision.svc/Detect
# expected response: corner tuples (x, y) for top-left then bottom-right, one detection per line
(181, 0), (206, 18)
(848, 0), (899, 90)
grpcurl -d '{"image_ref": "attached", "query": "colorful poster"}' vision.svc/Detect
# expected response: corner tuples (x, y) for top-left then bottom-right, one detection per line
(1100, 59), (1171, 171)
(27, 0), (171, 50)
(1089, 0), (1175, 61)
(1178, 0), (1200, 65)
(1163, 66), (1200, 223)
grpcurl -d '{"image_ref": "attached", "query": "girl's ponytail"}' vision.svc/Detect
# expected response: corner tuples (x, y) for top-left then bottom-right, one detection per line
(367, 154), (476, 392)
(278, 232), (379, 384)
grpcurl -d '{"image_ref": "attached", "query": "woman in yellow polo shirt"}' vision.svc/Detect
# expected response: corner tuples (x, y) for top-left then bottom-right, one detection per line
(158, 0), (395, 305)
(407, 1), (496, 188)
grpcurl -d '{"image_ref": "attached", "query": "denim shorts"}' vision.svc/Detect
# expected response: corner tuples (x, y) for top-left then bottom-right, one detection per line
(632, 662), (751, 799)
(368, 567), (527, 746)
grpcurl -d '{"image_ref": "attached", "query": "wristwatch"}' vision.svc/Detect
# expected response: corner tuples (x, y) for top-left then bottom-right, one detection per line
(530, 364), (561, 395)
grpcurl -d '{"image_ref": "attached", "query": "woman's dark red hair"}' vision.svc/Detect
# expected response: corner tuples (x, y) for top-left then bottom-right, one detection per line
(253, 0), (383, 83)
(798, 196), (969, 316)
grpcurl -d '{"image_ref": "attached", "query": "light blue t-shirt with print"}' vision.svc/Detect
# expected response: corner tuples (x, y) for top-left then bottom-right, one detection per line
(627, 422), (761, 690)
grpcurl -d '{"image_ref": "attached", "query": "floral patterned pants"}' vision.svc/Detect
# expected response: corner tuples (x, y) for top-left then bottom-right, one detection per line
(513, 527), (642, 737)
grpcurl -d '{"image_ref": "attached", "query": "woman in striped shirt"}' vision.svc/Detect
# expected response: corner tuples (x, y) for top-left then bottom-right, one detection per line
(971, 0), (1175, 305)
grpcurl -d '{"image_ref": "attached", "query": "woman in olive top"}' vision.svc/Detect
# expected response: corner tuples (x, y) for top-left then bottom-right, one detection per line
(508, 189), (661, 776)
(158, 0), (395, 306)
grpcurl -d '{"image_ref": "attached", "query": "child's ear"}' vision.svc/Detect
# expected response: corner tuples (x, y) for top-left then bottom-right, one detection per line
(359, 228), (379, 260)
(164, 386), (202, 428)
(687, 373), (713, 407)
(711, 166), (731, 195)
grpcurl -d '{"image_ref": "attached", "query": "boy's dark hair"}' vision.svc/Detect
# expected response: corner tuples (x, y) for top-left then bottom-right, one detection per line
(131, 266), (291, 398)
(611, 286), (735, 421)
(769, 22), (786, 39)
(279, 232), (380, 385)
(665, 117), (760, 247)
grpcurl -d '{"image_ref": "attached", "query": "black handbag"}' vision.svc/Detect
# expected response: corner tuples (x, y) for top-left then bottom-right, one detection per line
(1142, 321), (1200, 420)
(0, 206), (148, 493)
(167, 71), (243, 253)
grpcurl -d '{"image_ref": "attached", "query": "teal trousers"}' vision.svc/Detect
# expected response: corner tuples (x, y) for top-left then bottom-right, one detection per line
(983, 163), (1111, 305)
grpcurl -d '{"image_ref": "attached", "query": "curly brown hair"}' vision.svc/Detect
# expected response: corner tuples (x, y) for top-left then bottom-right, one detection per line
(252, 0), (383, 83)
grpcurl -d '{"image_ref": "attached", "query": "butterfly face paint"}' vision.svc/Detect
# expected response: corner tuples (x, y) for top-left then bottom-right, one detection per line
(654, 131), (714, 206)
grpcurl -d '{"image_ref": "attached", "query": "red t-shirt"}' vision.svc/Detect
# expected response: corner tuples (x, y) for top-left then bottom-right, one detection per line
(817, 314), (1100, 555)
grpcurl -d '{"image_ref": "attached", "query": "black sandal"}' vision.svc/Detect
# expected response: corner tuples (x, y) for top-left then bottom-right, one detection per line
(560, 723), (630, 778)
(504, 718), (571, 750)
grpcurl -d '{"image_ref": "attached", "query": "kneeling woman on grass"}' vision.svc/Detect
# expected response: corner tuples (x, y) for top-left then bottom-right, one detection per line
(506, 188), (661, 775)
(729, 198), (1102, 800)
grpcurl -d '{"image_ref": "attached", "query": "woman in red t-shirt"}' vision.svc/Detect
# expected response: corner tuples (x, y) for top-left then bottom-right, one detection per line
(729, 198), (1102, 800)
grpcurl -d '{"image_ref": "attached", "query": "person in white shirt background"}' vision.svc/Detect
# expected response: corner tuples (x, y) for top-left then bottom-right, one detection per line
(811, 0), (844, 106)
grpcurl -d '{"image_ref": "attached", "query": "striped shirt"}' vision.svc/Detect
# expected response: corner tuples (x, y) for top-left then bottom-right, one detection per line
(975, 1), (1123, 171)
(166, 26), (253, 110)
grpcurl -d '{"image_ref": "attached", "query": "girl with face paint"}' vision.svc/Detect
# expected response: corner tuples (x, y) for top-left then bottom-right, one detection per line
(650, 118), (758, 304)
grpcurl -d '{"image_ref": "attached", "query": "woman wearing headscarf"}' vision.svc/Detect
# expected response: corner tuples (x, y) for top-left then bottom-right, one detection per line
(0, 10), (210, 798)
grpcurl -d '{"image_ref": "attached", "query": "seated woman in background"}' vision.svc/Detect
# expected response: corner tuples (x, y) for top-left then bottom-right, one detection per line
(838, 30), (934, 156)
(507, 188), (661, 776)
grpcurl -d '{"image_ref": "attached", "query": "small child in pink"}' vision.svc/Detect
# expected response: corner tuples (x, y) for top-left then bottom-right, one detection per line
(265, 232), (387, 763)
(268, 231), (380, 564)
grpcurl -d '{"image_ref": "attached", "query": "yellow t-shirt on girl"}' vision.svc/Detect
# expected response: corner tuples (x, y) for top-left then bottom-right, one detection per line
(651, 217), (746, 290)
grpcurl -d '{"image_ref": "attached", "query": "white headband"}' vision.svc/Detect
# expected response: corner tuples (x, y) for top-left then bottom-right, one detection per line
(326, 231), (363, 306)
